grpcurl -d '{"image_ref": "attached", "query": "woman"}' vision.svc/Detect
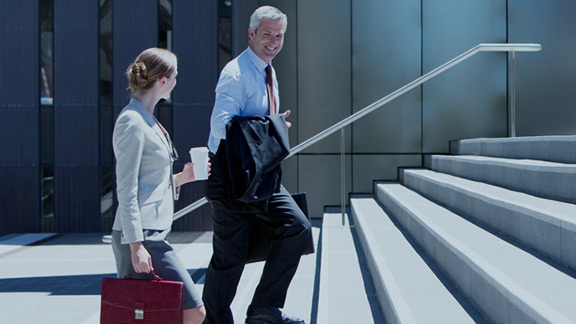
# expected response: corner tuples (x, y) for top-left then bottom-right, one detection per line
(111, 48), (206, 324)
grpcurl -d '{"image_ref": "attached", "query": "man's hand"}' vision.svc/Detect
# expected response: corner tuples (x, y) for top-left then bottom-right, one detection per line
(283, 110), (292, 128)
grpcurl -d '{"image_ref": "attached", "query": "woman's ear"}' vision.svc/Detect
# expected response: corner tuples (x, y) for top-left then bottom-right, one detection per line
(159, 76), (167, 85)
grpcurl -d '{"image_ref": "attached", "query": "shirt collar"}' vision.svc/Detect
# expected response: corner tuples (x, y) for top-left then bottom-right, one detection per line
(127, 98), (156, 127)
(246, 46), (269, 72)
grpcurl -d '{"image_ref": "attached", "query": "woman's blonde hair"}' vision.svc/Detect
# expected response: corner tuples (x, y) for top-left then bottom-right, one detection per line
(126, 48), (177, 94)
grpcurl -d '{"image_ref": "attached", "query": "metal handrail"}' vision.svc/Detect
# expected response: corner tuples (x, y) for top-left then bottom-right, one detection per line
(174, 196), (208, 220)
(173, 43), (542, 220)
(288, 43), (540, 157)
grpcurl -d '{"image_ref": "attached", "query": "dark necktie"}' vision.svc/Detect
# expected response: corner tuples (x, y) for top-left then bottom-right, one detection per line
(265, 65), (276, 115)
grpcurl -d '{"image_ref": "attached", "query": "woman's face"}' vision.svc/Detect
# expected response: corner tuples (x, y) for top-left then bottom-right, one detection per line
(160, 69), (178, 100)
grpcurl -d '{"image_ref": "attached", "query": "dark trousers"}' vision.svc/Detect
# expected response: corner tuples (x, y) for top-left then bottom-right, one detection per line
(202, 184), (311, 324)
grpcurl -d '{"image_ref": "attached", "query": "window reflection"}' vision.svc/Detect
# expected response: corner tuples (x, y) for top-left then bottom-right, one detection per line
(41, 0), (54, 231)
(101, 166), (114, 226)
(99, 0), (112, 106)
(41, 166), (54, 215)
(159, 0), (173, 51)
(40, 0), (53, 106)
(159, 0), (173, 107)
(100, 0), (114, 230)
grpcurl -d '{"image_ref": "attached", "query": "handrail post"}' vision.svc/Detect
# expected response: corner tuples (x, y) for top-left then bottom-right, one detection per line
(509, 50), (517, 137)
(340, 128), (346, 226)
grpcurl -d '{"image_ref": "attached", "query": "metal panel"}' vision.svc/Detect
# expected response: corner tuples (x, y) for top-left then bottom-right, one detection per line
(0, 168), (41, 234)
(352, 0), (422, 154)
(232, 0), (259, 57)
(352, 155), (421, 193)
(54, 0), (99, 164)
(173, 0), (218, 104)
(508, 0), (576, 136)
(281, 157), (298, 194)
(422, 0), (507, 153)
(172, 0), (217, 153)
(268, 0), (299, 151)
(0, 2), (40, 165)
(53, 0), (100, 232)
(299, 155), (351, 219)
(297, 0), (352, 154)
(54, 166), (100, 232)
(112, 0), (159, 117)
(170, 0), (218, 231)
(0, 1), (41, 234)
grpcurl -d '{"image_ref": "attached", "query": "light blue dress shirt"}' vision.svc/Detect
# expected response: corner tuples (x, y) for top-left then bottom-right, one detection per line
(207, 46), (279, 153)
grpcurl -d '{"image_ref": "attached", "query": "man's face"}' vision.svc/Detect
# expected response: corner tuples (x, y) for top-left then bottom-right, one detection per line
(248, 18), (285, 64)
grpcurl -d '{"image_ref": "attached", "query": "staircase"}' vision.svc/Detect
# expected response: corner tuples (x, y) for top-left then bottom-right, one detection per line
(350, 136), (576, 323)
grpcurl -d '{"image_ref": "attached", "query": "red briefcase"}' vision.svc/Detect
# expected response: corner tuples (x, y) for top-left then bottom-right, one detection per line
(100, 271), (183, 324)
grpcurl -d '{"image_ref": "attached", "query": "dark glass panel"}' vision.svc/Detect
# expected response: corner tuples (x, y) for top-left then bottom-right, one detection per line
(218, 0), (232, 71)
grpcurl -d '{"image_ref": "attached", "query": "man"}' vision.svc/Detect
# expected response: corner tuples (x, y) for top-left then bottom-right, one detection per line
(203, 5), (311, 324)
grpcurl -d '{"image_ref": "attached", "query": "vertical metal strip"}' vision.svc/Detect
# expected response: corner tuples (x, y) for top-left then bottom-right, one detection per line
(341, 128), (346, 226)
(509, 51), (516, 137)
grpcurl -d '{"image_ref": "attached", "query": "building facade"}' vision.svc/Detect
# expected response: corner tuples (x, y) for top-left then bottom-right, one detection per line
(1, 0), (575, 235)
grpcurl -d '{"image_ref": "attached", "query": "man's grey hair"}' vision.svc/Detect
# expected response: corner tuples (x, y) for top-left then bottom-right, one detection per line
(249, 6), (287, 32)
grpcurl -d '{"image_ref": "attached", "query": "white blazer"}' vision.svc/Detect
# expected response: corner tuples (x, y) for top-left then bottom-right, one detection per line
(112, 98), (178, 244)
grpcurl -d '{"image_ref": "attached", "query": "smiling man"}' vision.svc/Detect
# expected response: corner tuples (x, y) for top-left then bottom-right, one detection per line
(203, 5), (310, 324)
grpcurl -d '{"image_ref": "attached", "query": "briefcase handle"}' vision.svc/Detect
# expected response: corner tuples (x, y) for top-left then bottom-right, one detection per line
(123, 270), (164, 282)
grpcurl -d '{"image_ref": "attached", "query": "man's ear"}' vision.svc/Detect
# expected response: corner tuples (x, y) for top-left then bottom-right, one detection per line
(248, 27), (255, 40)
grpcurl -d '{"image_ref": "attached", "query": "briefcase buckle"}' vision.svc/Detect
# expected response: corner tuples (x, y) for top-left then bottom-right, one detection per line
(135, 308), (144, 320)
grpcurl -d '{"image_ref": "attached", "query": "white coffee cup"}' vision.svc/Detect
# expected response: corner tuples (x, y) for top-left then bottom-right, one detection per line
(189, 147), (209, 181)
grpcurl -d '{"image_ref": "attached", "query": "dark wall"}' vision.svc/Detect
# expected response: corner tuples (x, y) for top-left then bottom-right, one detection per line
(171, 0), (218, 231)
(0, 1), (41, 234)
(53, 0), (100, 232)
(0, 0), (218, 235)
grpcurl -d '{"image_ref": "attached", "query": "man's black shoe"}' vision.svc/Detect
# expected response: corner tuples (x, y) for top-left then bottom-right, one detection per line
(245, 306), (306, 324)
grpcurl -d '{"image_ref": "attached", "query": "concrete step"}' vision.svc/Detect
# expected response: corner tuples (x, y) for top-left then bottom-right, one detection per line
(233, 213), (383, 324)
(425, 154), (576, 204)
(400, 168), (576, 271)
(350, 195), (482, 323)
(450, 135), (576, 163)
(231, 222), (321, 324)
(316, 211), (385, 324)
(376, 182), (576, 323)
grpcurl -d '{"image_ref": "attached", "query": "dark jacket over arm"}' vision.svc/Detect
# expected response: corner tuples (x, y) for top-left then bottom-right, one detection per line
(224, 114), (290, 203)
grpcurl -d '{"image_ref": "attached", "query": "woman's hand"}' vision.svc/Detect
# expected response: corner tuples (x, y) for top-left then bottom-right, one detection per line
(130, 242), (153, 273)
(175, 162), (195, 187)
(175, 159), (211, 187)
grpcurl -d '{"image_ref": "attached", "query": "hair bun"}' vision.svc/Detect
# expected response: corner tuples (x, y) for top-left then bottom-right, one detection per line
(127, 61), (150, 91)
(130, 61), (148, 80)
(135, 62), (148, 79)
